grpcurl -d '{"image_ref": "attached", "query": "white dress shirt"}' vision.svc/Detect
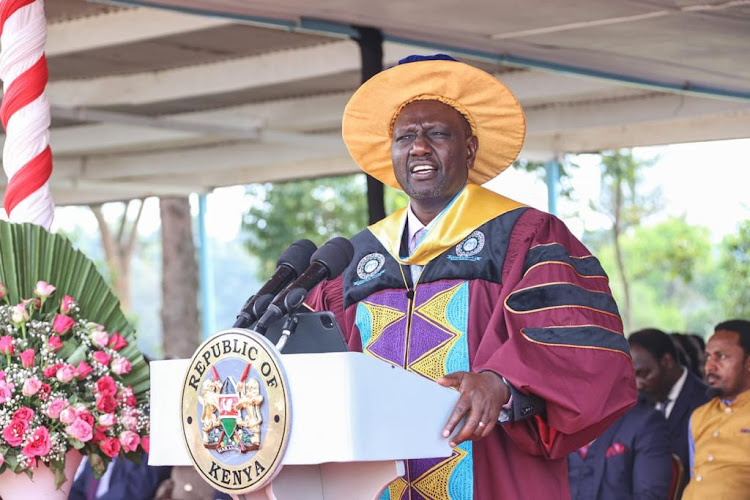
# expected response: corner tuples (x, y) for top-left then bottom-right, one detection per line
(657, 367), (688, 419)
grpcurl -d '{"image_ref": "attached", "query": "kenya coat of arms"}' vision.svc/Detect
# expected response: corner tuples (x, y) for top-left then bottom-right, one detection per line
(199, 363), (264, 453)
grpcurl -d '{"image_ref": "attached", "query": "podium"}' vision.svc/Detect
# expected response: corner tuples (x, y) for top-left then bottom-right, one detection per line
(150, 350), (460, 499)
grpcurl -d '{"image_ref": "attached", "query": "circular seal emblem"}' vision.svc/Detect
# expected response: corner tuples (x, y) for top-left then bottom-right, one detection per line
(356, 252), (385, 280)
(455, 231), (485, 257)
(181, 329), (291, 495)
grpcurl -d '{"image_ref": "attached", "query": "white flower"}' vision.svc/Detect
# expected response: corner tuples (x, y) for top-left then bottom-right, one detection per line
(11, 303), (29, 325)
(34, 281), (56, 299)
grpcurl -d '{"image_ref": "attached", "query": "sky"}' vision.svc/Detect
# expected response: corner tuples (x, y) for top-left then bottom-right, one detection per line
(41, 137), (750, 244)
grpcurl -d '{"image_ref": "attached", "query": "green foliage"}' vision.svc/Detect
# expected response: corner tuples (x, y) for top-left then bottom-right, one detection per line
(585, 216), (746, 335)
(624, 217), (711, 285)
(0, 220), (150, 398)
(593, 149), (660, 228)
(242, 174), (406, 278)
(588, 149), (660, 330)
(718, 220), (750, 319)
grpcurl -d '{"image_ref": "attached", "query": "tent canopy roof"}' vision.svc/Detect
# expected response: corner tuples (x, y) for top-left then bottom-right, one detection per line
(1, 0), (748, 205)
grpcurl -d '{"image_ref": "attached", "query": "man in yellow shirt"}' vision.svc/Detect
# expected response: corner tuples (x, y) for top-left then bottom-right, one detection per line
(683, 319), (750, 499)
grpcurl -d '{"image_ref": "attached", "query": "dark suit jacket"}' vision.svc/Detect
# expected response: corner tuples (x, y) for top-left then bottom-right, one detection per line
(68, 455), (171, 500)
(666, 370), (709, 483)
(568, 401), (672, 500)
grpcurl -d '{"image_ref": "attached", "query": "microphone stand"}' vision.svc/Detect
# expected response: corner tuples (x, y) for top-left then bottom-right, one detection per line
(275, 314), (300, 352)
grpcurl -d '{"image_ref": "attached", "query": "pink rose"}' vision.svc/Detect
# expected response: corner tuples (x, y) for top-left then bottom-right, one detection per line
(52, 314), (75, 335)
(111, 358), (132, 375)
(120, 414), (139, 432)
(92, 351), (111, 366)
(38, 383), (51, 401)
(99, 436), (121, 458)
(0, 452), (5, 466)
(22, 426), (51, 458)
(0, 380), (15, 403)
(60, 295), (75, 315)
(0, 336), (14, 355)
(119, 430), (140, 453)
(118, 387), (136, 407)
(13, 407), (34, 423)
(107, 333), (128, 351)
(11, 303), (29, 325)
(56, 365), (77, 384)
(77, 411), (95, 428)
(96, 394), (117, 414)
(34, 281), (56, 299)
(96, 376), (117, 395)
(92, 425), (107, 444)
(0, 281), (7, 301)
(2, 418), (28, 446)
(22, 377), (41, 396)
(59, 406), (77, 425)
(98, 413), (116, 428)
(48, 336), (63, 353)
(46, 398), (69, 419)
(141, 436), (150, 453)
(20, 349), (35, 369)
(76, 361), (93, 380)
(66, 418), (93, 443)
(43, 363), (62, 378)
(91, 330), (109, 348)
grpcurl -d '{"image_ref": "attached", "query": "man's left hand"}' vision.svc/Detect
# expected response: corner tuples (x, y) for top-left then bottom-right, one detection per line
(437, 371), (510, 447)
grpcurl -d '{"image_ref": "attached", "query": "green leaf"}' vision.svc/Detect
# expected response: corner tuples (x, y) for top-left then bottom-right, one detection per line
(0, 220), (149, 404)
(53, 462), (67, 489)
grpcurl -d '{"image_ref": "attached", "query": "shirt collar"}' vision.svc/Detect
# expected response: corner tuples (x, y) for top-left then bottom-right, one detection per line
(406, 203), (426, 244)
(667, 367), (688, 403)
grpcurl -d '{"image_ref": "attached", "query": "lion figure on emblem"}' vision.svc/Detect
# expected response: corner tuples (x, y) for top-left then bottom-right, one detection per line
(198, 379), (222, 443)
(237, 378), (263, 447)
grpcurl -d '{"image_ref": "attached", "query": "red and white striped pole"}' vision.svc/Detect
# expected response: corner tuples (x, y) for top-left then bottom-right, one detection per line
(0, 0), (54, 229)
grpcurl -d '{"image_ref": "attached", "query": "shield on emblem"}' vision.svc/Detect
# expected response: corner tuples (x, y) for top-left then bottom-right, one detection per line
(219, 377), (239, 438)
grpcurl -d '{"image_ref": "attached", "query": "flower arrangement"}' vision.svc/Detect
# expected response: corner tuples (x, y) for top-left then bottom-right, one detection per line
(0, 280), (149, 487)
(0, 220), (151, 490)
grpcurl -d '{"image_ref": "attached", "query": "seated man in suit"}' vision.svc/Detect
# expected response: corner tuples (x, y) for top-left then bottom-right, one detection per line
(629, 328), (709, 486)
(567, 400), (672, 499)
(69, 454), (171, 500)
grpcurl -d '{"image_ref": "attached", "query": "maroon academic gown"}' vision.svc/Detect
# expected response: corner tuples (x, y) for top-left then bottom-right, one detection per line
(306, 185), (637, 499)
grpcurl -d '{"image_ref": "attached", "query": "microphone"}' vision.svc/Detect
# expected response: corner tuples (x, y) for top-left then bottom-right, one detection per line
(233, 239), (317, 328)
(254, 237), (354, 334)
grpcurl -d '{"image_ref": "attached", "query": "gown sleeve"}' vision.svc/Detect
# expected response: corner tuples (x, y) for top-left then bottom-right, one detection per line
(473, 209), (637, 459)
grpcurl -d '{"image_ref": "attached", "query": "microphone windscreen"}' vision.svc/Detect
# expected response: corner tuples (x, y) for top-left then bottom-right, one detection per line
(278, 239), (317, 275)
(311, 237), (354, 279)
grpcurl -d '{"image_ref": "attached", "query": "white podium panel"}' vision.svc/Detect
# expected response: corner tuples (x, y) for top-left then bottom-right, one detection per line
(150, 350), (460, 499)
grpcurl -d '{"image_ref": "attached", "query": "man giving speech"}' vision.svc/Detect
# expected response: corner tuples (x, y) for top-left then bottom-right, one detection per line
(306, 54), (636, 500)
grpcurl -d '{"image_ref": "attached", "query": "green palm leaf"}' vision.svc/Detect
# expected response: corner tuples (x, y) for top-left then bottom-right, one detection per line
(0, 220), (149, 400)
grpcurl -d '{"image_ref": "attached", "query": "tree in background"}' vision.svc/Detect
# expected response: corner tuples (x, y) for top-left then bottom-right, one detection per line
(160, 197), (201, 358)
(242, 174), (406, 278)
(90, 199), (144, 312)
(589, 217), (716, 333)
(718, 220), (750, 319)
(590, 150), (659, 331)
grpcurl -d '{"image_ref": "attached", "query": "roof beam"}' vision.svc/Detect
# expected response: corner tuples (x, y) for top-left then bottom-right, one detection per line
(525, 109), (750, 153)
(525, 93), (750, 133)
(52, 135), (347, 181)
(46, 7), (233, 57)
(50, 106), (260, 139)
(46, 39), (363, 107)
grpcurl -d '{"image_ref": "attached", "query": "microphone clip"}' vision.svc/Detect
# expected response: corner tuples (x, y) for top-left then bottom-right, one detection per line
(275, 314), (300, 352)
